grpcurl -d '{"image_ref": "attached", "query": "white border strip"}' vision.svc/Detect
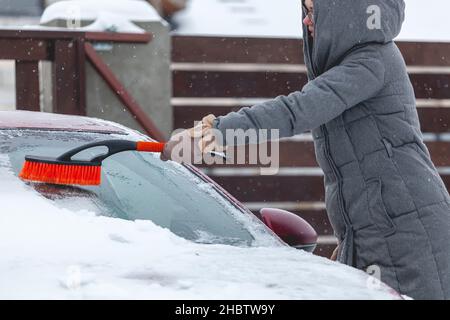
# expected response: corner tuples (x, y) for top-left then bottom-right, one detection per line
(244, 201), (326, 211)
(172, 63), (308, 73)
(172, 97), (268, 107)
(201, 167), (324, 177)
(201, 167), (450, 177)
(317, 236), (338, 245)
(284, 133), (450, 142)
(416, 99), (450, 108)
(407, 66), (450, 74)
(172, 62), (450, 74)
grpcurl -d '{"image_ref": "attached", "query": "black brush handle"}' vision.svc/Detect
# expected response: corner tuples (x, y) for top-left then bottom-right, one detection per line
(57, 140), (138, 164)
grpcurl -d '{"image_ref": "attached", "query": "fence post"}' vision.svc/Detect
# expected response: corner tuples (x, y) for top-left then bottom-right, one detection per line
(52, 37), (86, 115)
(15, 60), (40, 111)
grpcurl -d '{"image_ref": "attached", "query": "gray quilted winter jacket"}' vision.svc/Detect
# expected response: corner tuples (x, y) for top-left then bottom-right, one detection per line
(213, 0), (450, 299)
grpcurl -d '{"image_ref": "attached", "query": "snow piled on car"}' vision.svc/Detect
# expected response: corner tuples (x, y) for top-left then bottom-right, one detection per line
(0, 155), (400, 300)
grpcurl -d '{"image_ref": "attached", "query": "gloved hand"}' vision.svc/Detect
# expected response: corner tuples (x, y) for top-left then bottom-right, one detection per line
(160, 114), (224, 163)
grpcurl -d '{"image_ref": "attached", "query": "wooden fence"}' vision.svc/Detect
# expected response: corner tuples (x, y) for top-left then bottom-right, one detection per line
(172, 36), (450, 257)
(0, 29), (165, 141)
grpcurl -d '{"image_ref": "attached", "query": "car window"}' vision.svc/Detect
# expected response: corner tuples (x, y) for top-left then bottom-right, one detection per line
(0, 129), (279, 247)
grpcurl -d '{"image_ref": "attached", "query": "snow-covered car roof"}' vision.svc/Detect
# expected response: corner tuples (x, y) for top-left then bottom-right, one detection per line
(0, 110), (131, 135)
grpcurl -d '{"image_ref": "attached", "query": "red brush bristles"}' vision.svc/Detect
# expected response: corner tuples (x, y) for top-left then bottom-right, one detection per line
(19, 160), (102, 186)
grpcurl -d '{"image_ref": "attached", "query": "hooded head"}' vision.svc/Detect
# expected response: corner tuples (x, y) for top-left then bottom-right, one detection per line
(302, 0), (405, 75)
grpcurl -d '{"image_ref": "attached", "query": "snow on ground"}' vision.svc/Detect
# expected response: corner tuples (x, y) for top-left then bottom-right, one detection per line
(399, 0), (450, 42)
(40, 0), (162, 24)
(37, 0), (160, 33)
(81, 12), (146, 33)
(173, 0), (450, 42)
(173, 0), (302, 39)
(0, 153), (399, 300)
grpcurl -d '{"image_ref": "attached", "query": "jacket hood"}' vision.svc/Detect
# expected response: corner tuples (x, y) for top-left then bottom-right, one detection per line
(303, 0), (405, 75)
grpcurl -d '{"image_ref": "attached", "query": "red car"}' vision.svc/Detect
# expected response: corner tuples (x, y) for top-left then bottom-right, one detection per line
(0, 110), (406, 299)
(0, 110), (317, 250)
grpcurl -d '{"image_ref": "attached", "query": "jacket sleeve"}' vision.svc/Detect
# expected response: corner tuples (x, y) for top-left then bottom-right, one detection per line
(213, 48), (385, 145)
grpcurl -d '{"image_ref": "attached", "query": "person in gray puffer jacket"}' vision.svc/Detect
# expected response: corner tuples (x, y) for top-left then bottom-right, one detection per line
(162, 0), (450, 299)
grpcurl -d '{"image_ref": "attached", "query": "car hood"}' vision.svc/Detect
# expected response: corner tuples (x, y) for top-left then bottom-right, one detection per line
(0, 160), (401, 299)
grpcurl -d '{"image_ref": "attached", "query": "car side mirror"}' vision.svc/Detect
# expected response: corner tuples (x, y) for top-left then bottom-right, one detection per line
(260, 208), (318, 252)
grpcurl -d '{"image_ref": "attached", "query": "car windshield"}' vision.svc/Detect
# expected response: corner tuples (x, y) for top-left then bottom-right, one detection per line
(0, 129), (279, 247)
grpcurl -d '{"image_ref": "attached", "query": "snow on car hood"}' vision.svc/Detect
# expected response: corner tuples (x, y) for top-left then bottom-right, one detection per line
(0, 156), (400, 300)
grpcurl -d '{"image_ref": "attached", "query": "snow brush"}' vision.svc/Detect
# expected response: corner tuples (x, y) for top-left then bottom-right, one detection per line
(19, 140), (165, 186)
